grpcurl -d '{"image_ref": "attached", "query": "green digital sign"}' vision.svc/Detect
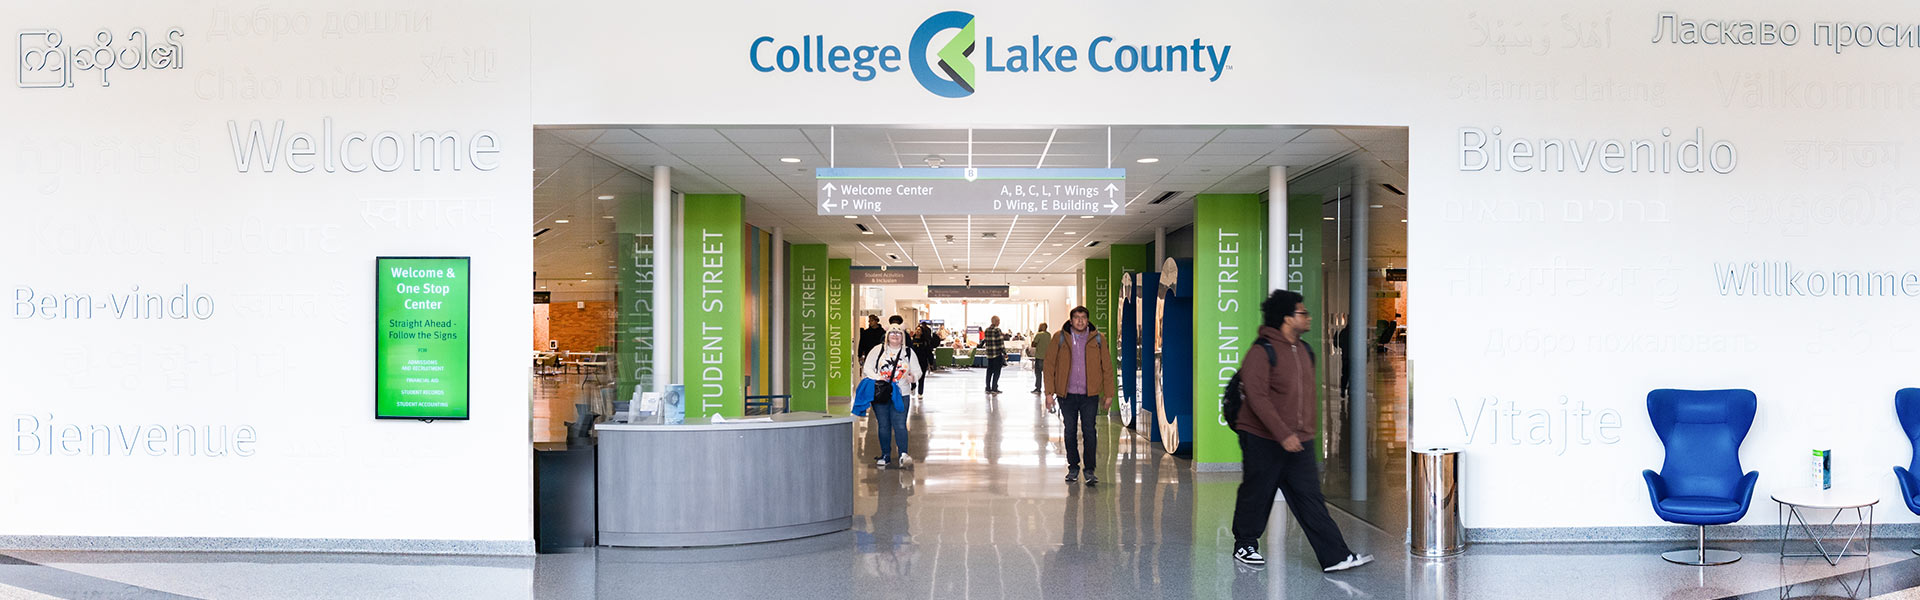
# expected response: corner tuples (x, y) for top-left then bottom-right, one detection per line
(376, 257), (471, 420)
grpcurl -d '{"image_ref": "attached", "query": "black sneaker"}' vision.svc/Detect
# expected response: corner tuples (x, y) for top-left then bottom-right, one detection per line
(1233, 547), (1266, 567)
(1084, 473), (1099, 486)
(1064, 469), (1079, 483)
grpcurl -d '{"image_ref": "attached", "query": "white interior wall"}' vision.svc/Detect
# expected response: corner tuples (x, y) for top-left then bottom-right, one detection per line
(532, 1), (1920, 531)
(3, 0), (533, 548)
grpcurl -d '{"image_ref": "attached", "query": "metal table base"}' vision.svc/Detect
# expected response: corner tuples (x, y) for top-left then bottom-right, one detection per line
(1778, 501), (1873, 566)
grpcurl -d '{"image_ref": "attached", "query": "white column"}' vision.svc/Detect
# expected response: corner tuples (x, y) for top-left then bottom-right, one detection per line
(1154, 227), (1166, 267)
(771, 227), (785, 396)
(1268, 166), (1288, 293)
(652, 166), (673, 393)
(1348, 169), (1371, 503)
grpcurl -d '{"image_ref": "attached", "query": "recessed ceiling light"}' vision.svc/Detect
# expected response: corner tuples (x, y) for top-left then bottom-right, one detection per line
(554, 219), (570, 224)
(584, 272), (593, 275)
(579, 279), (587, 282)
(862, 230), (874, 235)
(1042, 253), (1053, 256)
(1370, 204), (1385, 209)
(1322, 216), (1335, 221)
(540, 286), (547, 289)
(597, 195), (615, 200)
(780, 157), (801, 163)
(1136, 158), (1159, 164)
(843, 215), (858, 219)
(1078, 215), (1095, 219)
(602, 215), (614, 219)
(1062, 231), (1076, 235)
(875, 243), (886, 247)
(1401, 219), (1409, 223)
(1052, 243), (1064, 247)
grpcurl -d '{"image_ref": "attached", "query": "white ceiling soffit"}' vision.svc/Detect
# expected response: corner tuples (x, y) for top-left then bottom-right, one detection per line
(532, 125), (1406, 286)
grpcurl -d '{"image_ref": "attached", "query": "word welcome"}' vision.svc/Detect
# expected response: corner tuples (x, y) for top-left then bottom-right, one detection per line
(227, 118), (501, 173)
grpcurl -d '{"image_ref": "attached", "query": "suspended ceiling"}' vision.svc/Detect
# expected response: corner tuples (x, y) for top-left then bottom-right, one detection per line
(533, 125), (1407, 292)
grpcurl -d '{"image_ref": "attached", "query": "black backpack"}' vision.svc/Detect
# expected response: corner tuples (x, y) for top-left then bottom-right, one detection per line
(1221, 339), (1311, 429)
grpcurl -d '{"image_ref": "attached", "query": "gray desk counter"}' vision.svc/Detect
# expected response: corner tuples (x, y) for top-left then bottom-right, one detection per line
(596, 412), (855, 547)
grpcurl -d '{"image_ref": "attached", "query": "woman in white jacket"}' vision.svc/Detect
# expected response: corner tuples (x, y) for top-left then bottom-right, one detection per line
(863, 326), (922, 468)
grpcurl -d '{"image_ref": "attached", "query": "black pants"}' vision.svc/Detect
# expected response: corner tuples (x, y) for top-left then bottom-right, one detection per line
(1060, 394), (1099, 471)
(917, 353), (932, 393)
(986, 357), (1005, 390)
(1231, 432), (1351, 569)
(1030, 358), (1045, 391)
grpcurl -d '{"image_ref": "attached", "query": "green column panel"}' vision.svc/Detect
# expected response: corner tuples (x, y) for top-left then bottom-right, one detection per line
(1194, 194), (1266, 466)
(827, 258), (853, 407)
(1084, 258), (1112, 411)
(788, 244), (830, 413)
(615, 192), (655, 405)
(684, 194), (745, 419)
(1284, 192), (1327, 451)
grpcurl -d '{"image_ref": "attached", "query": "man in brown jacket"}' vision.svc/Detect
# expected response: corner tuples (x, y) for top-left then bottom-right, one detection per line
(1230, 289), (1372, 573)
(1044, 306), (1113, 486)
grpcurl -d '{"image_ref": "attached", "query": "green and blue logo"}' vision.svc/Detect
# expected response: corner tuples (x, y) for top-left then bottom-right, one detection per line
(909, 11), (977, 98)
(748, 12), (1232, 99)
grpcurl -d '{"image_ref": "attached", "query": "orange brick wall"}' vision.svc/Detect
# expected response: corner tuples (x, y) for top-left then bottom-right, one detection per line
(547, 301), (616, 353)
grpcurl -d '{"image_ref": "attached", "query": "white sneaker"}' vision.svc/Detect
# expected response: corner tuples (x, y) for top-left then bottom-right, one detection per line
(1322, 553), (1373, 573)
(875, 457), (888, 468)
(898, 454), (913, 468)
(1233, 547), (1266, 566)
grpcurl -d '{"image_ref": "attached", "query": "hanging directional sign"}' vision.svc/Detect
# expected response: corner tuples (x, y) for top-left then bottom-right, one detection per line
(815, 167), (1127, 216)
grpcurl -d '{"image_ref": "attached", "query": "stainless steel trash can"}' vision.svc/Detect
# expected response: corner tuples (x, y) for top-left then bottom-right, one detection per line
(1410, 447), (1464, 557)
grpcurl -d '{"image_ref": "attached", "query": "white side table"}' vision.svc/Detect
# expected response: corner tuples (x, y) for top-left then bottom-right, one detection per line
(1772, 487), (1878, 566)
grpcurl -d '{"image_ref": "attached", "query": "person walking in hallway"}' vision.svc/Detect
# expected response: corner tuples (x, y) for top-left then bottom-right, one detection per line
(981, 316), (1008, 394)
(1028, 322), (1051, 394)
(1044, 307), (1112, 486)
(1230, 290), (1372, 573)
(858, 315), (885, 367)
(1332, 314), (1350, 398)
(862, 326), (922, 469)
(911, 323), (940, 398)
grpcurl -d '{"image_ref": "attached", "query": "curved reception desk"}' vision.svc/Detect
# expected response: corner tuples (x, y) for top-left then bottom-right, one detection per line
(596, 412), (855, 547)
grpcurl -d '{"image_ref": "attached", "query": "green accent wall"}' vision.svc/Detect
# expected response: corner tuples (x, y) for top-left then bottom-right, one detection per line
(683, 194), (745, 419)
(1194, 194), (1266, 465)
(827, 258), (853, 409)
(1084, 258), (1112, 411)
(788, 244), (829, 413)
(615, 192), (655, 405)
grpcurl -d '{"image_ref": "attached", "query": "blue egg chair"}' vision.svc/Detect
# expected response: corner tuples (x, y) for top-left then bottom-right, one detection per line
(1891, 388), (1920, 555)
(1642, 389), (1759, 565)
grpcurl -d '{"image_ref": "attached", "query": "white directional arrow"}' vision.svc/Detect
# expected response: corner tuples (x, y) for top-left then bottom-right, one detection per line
(1106, 199), (1120, 214)
(1105, 183), (1119, 198)
(821, 182), (837, 196)
(821, 198), (834, 213)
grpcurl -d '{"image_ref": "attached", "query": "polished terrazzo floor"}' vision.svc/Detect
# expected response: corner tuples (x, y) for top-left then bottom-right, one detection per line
(5, 365), (1920, 599)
